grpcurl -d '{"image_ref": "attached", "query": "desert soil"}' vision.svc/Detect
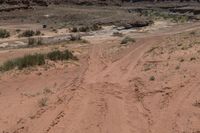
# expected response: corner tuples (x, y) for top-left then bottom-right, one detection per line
(0, 21), (200, 133)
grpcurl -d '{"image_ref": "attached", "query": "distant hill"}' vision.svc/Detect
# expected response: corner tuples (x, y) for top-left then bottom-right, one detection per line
(0, 0), (199, 6)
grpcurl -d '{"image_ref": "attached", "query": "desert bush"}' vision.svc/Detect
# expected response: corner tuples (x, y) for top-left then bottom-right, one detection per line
(38, 97), (48, 107)
(0, 60), (15, 71)
(149, 76), (155, 81)
(121, 36), (135, 44)
(90, 24), (102, 31)
(16, 54), (45, 70)
(47, 50), (76, 61)
(0, 50), (77, 72)
(71, 27), (78, 32)
(37, 38), (43, 45)
(21, 30), (35, 37)
(69, 34), (81, 41)
(28, 37), (43, 46)
(113, 32), (123, 37)
(43, 25), (47, 29)
(70, 24), (102, 33)
(20, 30), (42, 37)
(0, 29), (10, 38)
(79, 26), (90, 32)
(16, 29), (21, 33)
(28, 38), (36, 46)
(193, 100), (200, 108)
(0, 54), (45, 71)
(35, 30), (41, 36)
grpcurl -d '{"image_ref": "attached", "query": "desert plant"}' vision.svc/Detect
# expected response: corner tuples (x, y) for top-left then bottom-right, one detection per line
(28, 37), (43, 46)
(193, 100), (200, 108)
(149, 76), (155, 81)
(43, 88), (53, 94)
(90, 24), (102, 31)
(37, 38), (43, 45)
(69, 34), (81, 41)
(15, 54), (45, 70)
(0, 50), (76, 72)
(121, 36), (135, 44)
(35, 30), (41, 36)
(113, 32), (123, 37)
(0, 29), (10, 38)
(38, 97), (48, 107)
(28, 38), (36, 46)
(16, 29), (21, 33)
(20, 30), (42, 37)
(71, 27), (78, 32)
(47, 50), (76, 61)
(0, 60), (15, 71)
(43, 25), (47, 29)
(0, 54), (45, 71)
(21, 30), (35, 37)
(175, 65), (180, 70)
(79, 26), (90, 32)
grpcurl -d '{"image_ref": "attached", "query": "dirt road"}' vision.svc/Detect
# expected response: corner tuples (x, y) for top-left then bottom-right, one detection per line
(0, 22), (200, 133)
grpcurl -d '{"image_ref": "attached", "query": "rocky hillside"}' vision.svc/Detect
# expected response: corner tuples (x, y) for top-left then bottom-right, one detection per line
(0, 0), (199, 6)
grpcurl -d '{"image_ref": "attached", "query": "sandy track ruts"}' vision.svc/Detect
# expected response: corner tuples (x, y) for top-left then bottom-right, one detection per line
(0, 22), (200, 133)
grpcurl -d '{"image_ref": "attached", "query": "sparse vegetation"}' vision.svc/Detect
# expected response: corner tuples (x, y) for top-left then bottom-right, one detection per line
(175, 65), (180, 70)
(180, 58), (185, 62)
(140, 10), (189, 23)
(28, 38), (36, 46)
(0, 50), (77, 72)
(70, 24), (102, 33)
(38, 97), (48, 107)
(121, 36), (135, 44)
(149, 76), (155, 81)
(47, 50), (77, 61)
(28, 37), (43, 46)
(193, 100), (200, 108)
(0, 29), (10, 38)
(1, 54), (45, 71)
(43, 25), (47, 29)
(35, 30), (41, 36)
(190, 57), (196, 61)
(70, 34), (81, 41)
(19, 30), (42, 37)
(16, 29), (21, 33)
(43, 88), (53, 94)
(113, 32), (123, 37)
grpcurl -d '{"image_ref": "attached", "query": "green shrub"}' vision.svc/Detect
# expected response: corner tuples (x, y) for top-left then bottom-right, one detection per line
(47, 50), (75, 61)
(0, 60), (15, 71)
(20, 30), (41, 37)
(28, 38), (36, 46)
(79, 26), (90, 32)
(28, 38), (43, 46)
(0, 54), (45, 71)
(35, 30), (41, 36)
(91, 24), (102, 31)
(149, 76), (155, 81)
(21, 30), (35, 37)
(16, 29), (21, 33)
(70, 24), (102, 33)
(37, 38), (43, 45)
(38, 97), (48, 107)
(113, 32), (123, 37)
(16, 54), (45, 70)
(121, 36), (135, 44)
(0, 29), (10, 38)
(0, 50), (77, 72)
